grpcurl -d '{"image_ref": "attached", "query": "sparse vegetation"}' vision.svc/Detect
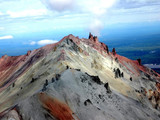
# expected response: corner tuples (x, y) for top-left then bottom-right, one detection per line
(53, 46), (57, 51)
(42, 84), (46, 91)
(56, 74), (61, 80)
(114, 68), (124, 78)
(30, 78), (35, 83)
(12, 83), (15, 87)
(52, 78), (55, 83)
(45, 79), (48, 86)
(90, 76), (103, 85)
(121, 72), (124, 77)
(84, 99), (92, 106)
(104, 83), (111, 93)
(66, 65), (69, 69)
(115, 57), (118, 62)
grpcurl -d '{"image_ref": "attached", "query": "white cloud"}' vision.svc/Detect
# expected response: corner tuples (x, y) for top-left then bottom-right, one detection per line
(82, 0), (116, 36)
(7, 9), (47, 18)
(89, 19), (103, 36)
(0, 27), (4, 30)
(42, 0), (116, 14)
(0, 11), (3, 16)
(30, 39), (58, 46)
(42, 0), (116, 36)
(30, 41), (36, 45)
(42, 0), (75, 12)
(37, 39), (58, 45)
(0, 35), (13, 40)
(80, 0), (116, 16)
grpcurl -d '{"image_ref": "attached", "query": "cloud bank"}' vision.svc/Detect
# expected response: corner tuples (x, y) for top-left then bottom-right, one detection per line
(82, 0), (116, 36)
(0, 11), (3, 16)
(0, 27), (4, 30)
(41, 0), (75, 12)
(1, 0), (160, 38)
(0, 35), (13, 40)
(116, 0), (160, 9)
(7, 9), (47, 18)
(30, 39), (58, 45)
(41, 0), (116, 36)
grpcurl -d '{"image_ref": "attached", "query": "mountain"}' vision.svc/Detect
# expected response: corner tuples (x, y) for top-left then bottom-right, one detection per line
(0, 33), (160, 120)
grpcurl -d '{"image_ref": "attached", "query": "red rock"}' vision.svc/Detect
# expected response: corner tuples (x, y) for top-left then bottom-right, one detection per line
(87, 33), (109, 54)
(137, 59), (141, 65)
(89, 32), (93, 40)
(156, 82), (160, 93)
(93, 36), (99, 43)
(0, 42), (57, 92)
(101, 43), (109, 53)
(89, 33), (99, 43)
(26, 51), (31, 56)
(39, 92), (76, 120)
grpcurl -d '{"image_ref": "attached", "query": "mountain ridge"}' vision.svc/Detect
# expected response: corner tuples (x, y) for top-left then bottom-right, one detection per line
(0, 33), (160, 120)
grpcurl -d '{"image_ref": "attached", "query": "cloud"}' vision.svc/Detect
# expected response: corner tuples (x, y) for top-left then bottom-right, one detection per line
(0, 0), (19, 3)
(0, 27), (4, 30)
(42, 0), (116, 14)
(83, 0), (116, 36)
(80, 0), (116, 16)
(41, 0), (75, 12)
(7, 9), (47, 18)
(37, 39), (58, 45)
(108, 0), (160, 23)
(42, 0), (116, 36)
(30, 41), (36, 45)
(30, 39), (58, 45)
(89, 19), (103, 36)
(0, 35), (13, 40)
(116, 0), (160, 9)
(0, 11), (3, 16)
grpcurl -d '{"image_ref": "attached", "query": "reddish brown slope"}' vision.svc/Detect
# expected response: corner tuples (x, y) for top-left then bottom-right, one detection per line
(113, 52), (160, 78)
(0, 55), (27, 87)
(39, 92), (77, 120)
(0, 43), (58, 91)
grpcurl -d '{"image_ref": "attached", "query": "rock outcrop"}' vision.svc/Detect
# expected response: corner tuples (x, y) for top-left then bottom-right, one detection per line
(137, 58), (142, 65)
(89, 32), (93, 39)
(89, 32), (99, 43)
(112, 48), (116, 55)
(26, 50), (31, 56)
(88, 32), (109, 54)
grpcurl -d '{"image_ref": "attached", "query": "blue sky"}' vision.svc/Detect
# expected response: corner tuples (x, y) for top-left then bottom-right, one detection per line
(0, 0), (160, 53)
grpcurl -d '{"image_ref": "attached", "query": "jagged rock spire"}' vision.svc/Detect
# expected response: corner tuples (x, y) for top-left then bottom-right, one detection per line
(93, 36), (99, 43)
(112, 48), (116, 55)
(26, 50), (31, 56)
(88, 32), (99, 43)
(88, 32), (109, 53)
(89, 32), (93, 39)
(101, 43), (109, 54)
(137, 59), (141, 65)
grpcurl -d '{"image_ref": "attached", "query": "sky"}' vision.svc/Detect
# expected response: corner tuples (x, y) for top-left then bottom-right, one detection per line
(0, 0), (160, 55)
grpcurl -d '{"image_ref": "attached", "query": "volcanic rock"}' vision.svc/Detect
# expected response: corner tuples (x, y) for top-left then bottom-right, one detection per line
(89, 32), (93, 40)
(137, 58), (142, 65)
(112, 48), (116, 55)
(0, 33), (160, 120)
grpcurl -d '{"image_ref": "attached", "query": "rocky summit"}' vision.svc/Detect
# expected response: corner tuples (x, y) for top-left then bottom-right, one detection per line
(0, 33), (160, 120)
